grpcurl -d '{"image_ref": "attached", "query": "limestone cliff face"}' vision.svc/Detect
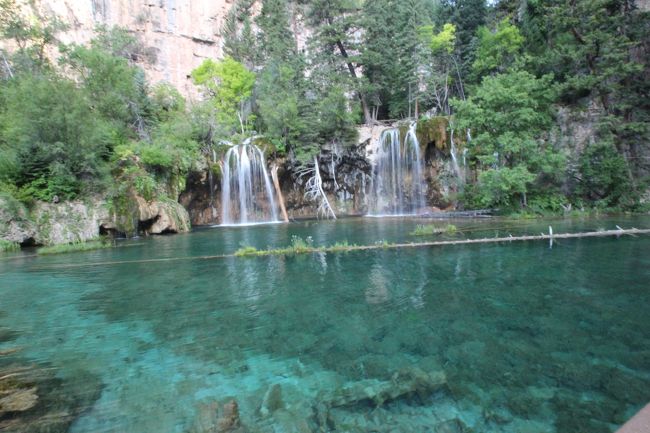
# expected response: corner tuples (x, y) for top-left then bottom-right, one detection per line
(32, 0), (239, 97)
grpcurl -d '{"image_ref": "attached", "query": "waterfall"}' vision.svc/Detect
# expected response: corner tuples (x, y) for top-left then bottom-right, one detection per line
(221, 143), (279, 225)
(449, 128), (464, 184)
(368, 122), (426, 216)
(209, 149), (217, 221)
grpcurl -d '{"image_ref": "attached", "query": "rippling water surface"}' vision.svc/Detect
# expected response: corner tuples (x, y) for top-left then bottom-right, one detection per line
(1, 216), (649, 433)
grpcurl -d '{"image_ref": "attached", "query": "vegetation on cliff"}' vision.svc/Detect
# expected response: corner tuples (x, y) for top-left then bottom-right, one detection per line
(0, 0), (648, 224)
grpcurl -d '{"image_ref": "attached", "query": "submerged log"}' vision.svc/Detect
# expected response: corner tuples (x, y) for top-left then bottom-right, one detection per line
(419, 209), (493, 218)
(322, 367), (447, 409)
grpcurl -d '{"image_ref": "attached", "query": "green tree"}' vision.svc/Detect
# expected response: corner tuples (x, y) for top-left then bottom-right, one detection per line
(0, 0), (64, 74)
(0, 74), (113, 200)
(472, 18), (524, 77)
(361, 0), (434, 119)
(191, 57), (256, 134)
(436, 0), (487, 76)
(256, 64), (302, 155)
(303, 0), (373, 123)
(576, 141), (632, 208)
(452, 70), (563, 208)
(222, 0), (259, 67)
(419, 22), (466, 114)
(61, 40), (151, 141)
(257, 0), (298, 64)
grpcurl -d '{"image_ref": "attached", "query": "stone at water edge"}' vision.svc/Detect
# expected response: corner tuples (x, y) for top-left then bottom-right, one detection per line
(135, 196), (191, 234)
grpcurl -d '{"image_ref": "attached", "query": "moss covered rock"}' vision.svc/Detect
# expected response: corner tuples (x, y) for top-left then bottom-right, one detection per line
(416, 116), (451, 151)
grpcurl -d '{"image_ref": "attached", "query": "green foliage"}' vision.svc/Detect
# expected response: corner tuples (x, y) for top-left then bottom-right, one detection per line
(361, 0), (434, 118)
(435, 0), (486, 76)
(0, 239), (19, 252)
(140, 145), (174, 169)
(37, 239), (111, 255)
(410, 223), (457, 236)
(150, 83), (186, 121)
(222, 0), (258, 67)
(527, 193), (569, 215)
(288, 235), (313, 253)
(427, 23), (456, 55)
(475, 166), (536, 208)
(256, 63), (302, 155)
(257, 0), (298, 63)
(472, 19), (524, 77)
(191, 57), (255, 133)
(61, 41), (149, 132)
(577, 142), (633, 208)
(453, 70), (562, 208)
(133, 173), (157, 201)
(234, 245), (261, 257)
(0, 74), (113, 200)
(0, 0), (65, 73)
(521, 0), (649, 191)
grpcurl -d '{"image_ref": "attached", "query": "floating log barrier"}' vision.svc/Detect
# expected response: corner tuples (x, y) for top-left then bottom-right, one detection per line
(19, 227), (650, 271)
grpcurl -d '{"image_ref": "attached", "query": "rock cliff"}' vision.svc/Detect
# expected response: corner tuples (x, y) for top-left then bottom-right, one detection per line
(29, 0), (239, 97)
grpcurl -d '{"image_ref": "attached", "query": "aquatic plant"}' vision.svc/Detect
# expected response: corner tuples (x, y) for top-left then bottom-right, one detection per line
(374, 239), (390, 248)
(0, 239), (19, 252)
(289, 235), (313, 253)
(37, 240), (112, 255)
(234, 246), (261, 257)
(410, 224), (457, 236)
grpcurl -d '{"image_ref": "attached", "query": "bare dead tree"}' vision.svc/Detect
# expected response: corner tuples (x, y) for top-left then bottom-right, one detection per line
(297, 157), (336, 220)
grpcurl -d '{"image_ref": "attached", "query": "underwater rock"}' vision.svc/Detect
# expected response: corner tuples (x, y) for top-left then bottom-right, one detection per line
(191, 399), (247, 433)
(259, 383), (284, 417)
(0, 328), (18, 343)
(435, 418), (466, 433)
(264, 409), (315, 433)
(0, 387), (38, 413)
(324, 367), (446, 408)
(0, 342), (102, 433)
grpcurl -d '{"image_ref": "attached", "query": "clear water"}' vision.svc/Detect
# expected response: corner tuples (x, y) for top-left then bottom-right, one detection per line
(1, 216), (650, 433)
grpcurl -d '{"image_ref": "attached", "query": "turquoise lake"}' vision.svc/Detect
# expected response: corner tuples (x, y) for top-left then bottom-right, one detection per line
(1, 216), (649, 432)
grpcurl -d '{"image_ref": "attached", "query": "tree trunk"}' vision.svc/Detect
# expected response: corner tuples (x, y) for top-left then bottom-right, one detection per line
(334, 39), (372, 124)
(271, 165), (289, 223)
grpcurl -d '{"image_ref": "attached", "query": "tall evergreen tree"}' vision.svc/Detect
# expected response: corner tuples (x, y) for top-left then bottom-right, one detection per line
(361, 0), (434, 119)
(436, 0), (487, 76)
(301, 0), (373, 124)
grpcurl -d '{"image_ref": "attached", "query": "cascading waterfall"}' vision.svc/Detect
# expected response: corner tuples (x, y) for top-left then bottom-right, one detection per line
(368, 123), (426, 215)
(221, 142), (279, 225)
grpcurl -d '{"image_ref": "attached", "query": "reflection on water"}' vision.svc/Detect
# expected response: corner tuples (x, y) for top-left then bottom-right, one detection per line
(1, 216), (649, 433)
